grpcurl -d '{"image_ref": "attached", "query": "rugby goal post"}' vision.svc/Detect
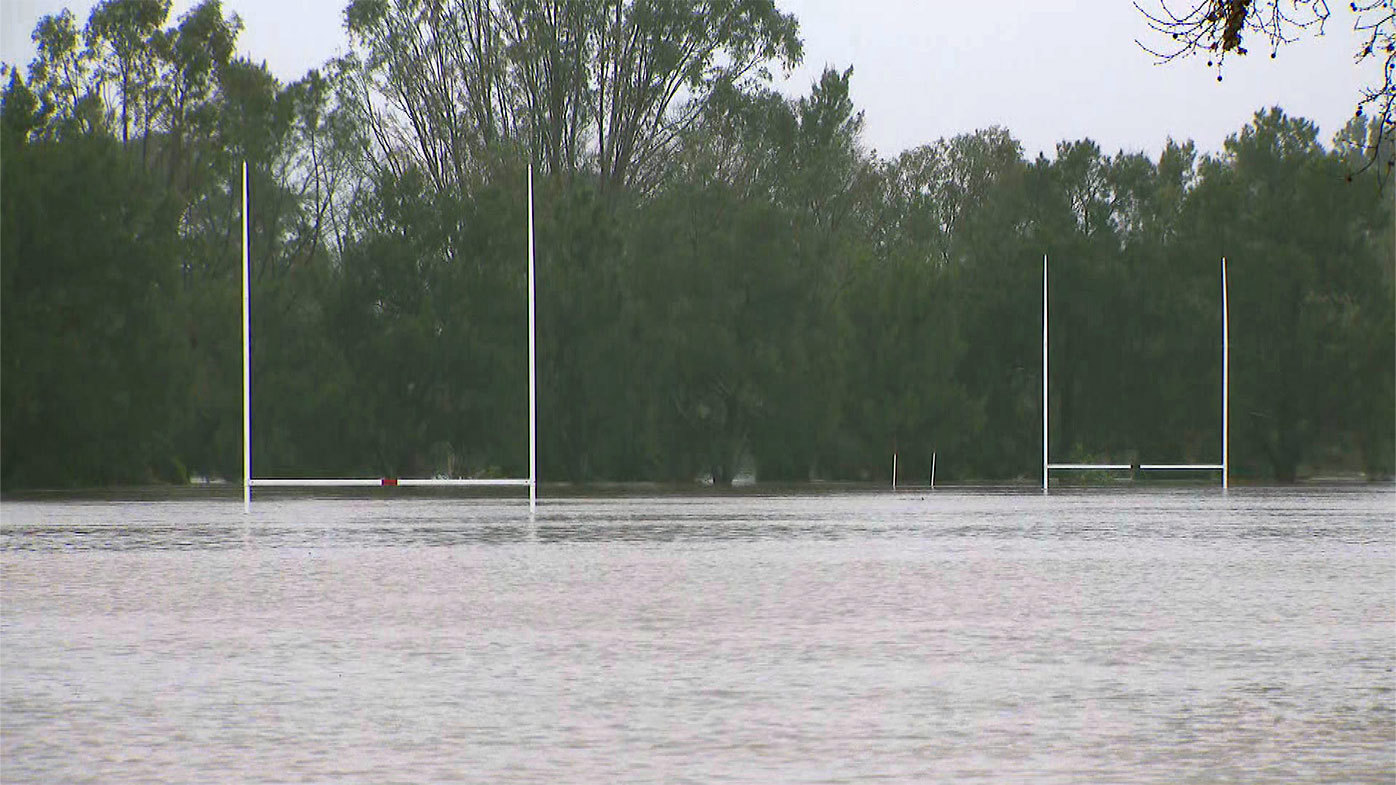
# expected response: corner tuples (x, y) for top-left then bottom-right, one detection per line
(1042, 253), (1229, 490)
(241, 162), (538, 511)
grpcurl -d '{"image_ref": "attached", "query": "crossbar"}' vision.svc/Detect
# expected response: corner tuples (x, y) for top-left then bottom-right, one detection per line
(1049, 458), (1222, 469)
(251, 478), (531, 487)
(1048, 463), (1224, 472)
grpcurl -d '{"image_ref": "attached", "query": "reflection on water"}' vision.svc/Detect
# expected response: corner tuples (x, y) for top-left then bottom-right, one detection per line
(2, 487), (1393, 784)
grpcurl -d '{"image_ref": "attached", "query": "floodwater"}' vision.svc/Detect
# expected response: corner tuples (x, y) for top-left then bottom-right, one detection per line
(2, 487), (1393, 783)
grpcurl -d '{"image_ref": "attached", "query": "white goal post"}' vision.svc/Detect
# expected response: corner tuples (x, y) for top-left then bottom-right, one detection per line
(1042, 253), (1229, 490)
(241, 162), (538, 511)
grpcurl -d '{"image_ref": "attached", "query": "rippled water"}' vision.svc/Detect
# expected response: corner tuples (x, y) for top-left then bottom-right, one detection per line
(2, 487), (1393, 783)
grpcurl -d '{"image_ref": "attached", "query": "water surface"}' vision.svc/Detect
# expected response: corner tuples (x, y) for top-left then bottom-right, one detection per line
(3, 487), (1393, 783)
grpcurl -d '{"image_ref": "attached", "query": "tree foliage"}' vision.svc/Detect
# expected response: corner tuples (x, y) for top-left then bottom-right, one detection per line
(338, 0), (800, 192)
(1, 2), (1390, 489)
(1136, 0), (1395, 177)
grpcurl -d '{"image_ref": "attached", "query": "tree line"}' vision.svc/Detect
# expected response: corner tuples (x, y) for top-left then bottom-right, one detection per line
(2, 0), (1391, 489)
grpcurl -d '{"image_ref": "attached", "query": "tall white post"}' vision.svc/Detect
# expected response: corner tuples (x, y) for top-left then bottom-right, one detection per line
(1222, 256), (1229, 490)
(242, 162), (251, 513)
(892, 452), (898, 490)
(1042, 254), (1049, 492)
(931, 451), (936, 490)
(528, 166), (538, 511)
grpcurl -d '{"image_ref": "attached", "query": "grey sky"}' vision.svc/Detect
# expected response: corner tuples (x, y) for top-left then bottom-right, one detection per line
(2, 0), (1375, 159)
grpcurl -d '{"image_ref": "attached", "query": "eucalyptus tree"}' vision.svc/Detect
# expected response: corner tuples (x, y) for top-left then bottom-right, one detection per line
(19, 0), (247, 264)
(1187, 108), (1392, 480)
(1, 77), (188, 486)
(659, 67), (884, 479)
(160, 0), (239, 195)
(338, 0), (802, 192)
(873, 128), (1037, 477)
(25, 9), (101, 135)
(626, 182), (809, 483)
(1098, 142), (1222, 467)
(4, 0), (353, 484)
(85, 0), (170, 155)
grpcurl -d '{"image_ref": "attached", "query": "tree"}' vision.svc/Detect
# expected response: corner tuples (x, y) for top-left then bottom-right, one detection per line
(1136, 0), (1395, 175)
(85, 0), (171, 159)
(894, 129), (1036, 477)
(1, 92), (188, 486)
(629, 182), (809, 483)
(1, 70), (40, 139)
(338, 0), (802, 192)
(26, 9), (99, 135)
(1187, 108), (1391, 480)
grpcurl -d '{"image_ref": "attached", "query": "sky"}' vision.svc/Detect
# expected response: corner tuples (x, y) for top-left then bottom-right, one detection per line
(1, 0), (1377, 160)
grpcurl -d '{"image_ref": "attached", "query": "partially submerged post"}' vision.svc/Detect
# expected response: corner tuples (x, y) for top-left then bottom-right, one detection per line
(1222, 256), (1229, 490)
(528, 166), (538, 511)
(1042, 254), (1048, 493)
(242, 162), (251, 514)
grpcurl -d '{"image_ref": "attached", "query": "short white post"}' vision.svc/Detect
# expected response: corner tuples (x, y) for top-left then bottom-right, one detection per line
(528, 166), (538, 511)
(892, 452), (898, 490)
(1042, 253), (1049, 493)
(1222, 256), (1229, 491)
(242, 161), (251, 513)
(930, 451), (936, 489)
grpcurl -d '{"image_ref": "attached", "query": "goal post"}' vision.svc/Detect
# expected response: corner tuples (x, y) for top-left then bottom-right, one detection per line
(1042, 254), (1229, 490)
(242, 162), (539, 509)
(242, 162), (252, 513)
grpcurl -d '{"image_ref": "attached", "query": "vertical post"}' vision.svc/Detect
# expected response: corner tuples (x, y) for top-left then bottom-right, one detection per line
(931, 451), (936, 490)
(528, 166), (537, 511)
(1222, 256), (1229, 490)
(1042, 253), (1049, 493)
(242, 162), (251, 513)
(892, 452), (898, 491)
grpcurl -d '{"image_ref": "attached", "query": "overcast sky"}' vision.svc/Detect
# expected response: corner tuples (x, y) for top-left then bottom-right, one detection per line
(1, 0), (1376, 160)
